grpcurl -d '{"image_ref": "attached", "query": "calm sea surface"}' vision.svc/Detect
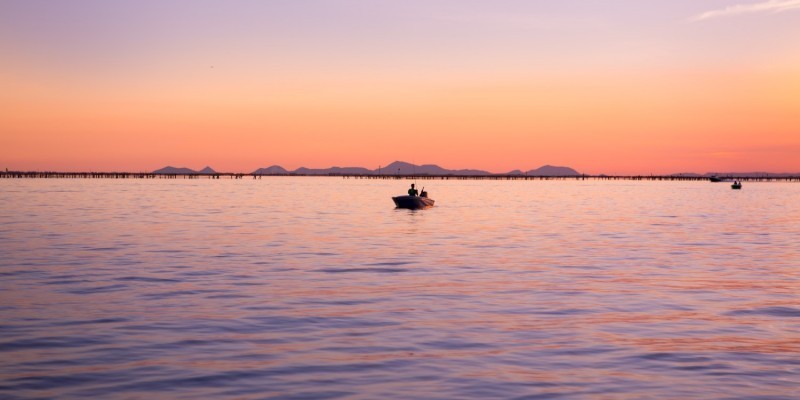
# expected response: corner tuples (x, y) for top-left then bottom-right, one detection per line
(1, 178), (798, 399)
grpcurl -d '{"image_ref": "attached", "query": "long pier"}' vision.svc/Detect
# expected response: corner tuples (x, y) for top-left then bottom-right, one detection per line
(2, 171), (799, 182)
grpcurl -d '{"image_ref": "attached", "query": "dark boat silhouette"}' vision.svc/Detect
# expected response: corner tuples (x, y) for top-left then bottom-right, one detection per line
(731, 182), (742, 190)
(393, 191), (434, 209)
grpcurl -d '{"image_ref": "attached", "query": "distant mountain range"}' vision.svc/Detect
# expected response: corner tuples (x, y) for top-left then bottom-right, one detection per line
(154, 161), (581, 176)
(154, 166), (217, 174)
(152, 163), (800, 177)
(251, 165), (288, 175)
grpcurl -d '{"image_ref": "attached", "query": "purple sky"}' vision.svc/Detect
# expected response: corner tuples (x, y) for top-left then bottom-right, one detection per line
(2, 1), (799, 173)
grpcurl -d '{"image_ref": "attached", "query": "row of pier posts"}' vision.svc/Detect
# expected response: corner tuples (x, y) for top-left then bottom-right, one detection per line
(1, 172), (799, 182)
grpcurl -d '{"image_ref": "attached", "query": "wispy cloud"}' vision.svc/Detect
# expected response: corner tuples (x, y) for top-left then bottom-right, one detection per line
(690, 0), (800, 21)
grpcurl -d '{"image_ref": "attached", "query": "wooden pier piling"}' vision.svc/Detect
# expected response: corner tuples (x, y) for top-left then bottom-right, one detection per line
(1, 171), (798, 182)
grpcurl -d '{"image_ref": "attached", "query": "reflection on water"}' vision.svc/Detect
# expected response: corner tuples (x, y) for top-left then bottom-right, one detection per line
(1, 178), (798, 398)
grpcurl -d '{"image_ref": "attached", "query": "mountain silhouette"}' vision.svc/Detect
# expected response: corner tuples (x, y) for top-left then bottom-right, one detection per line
(525, 165), (580, 176)
(379, 161), (491, 176)
(252, 165), (288, 175)
(160, 161), (582, 176)
(153, 166), (196, 174)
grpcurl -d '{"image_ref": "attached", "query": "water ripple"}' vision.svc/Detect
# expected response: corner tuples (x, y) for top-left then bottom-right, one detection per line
(317, 267), (406, 274)
(1, 179), (799, 399)
(727, 306), (800, 317)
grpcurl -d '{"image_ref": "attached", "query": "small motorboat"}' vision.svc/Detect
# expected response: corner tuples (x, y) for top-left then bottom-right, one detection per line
(392, 193), (435, 209)
(731, 182), (742, 190)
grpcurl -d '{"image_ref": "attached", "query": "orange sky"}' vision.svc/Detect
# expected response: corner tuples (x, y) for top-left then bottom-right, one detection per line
(2, 1), (799, 174)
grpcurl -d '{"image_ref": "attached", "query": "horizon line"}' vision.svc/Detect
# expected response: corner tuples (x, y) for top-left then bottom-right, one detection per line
(3, 169), (800, 177)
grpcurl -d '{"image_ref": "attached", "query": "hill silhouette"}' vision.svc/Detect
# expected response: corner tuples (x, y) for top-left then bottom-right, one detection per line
(153, 166), (196, 174)
(244, 161), (581, 176)
(379, 161), (492, 176)
(526, 165), (580, 176)
(155, 162), (582, 176)
(252, 165), (288, 175)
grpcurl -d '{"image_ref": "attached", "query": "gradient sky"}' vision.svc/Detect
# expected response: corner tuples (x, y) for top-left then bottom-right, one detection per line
(2, 0), (799, 174)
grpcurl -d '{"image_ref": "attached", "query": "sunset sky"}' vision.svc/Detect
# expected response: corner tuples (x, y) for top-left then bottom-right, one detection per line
(1, 0), (799, 174)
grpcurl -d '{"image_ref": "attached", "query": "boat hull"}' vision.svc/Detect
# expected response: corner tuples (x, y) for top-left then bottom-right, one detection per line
(392, 195), (435, 209)
(731, 184), (742, 190)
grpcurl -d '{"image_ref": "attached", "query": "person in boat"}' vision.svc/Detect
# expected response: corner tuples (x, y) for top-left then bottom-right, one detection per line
(408, 183), (419, 196)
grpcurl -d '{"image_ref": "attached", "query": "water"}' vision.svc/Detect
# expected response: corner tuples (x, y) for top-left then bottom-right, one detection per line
(1, 178), (798, 399)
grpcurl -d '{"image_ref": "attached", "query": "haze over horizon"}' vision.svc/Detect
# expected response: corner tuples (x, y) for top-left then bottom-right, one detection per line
(2, 0), (799, 175)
